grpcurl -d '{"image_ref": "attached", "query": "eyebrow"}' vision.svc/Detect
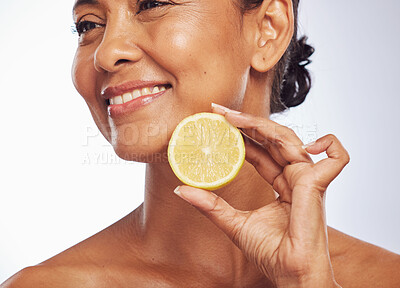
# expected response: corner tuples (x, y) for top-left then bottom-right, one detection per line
(73, 0), (99, 11)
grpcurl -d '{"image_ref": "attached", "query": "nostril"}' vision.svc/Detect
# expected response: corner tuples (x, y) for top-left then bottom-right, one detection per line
(115, 59), (130, 66)
(94, 44), (143, 72)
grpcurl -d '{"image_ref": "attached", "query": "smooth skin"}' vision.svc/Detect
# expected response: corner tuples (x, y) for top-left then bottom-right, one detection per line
(2, 0), (400, 287)
(175, 105), (348, 287)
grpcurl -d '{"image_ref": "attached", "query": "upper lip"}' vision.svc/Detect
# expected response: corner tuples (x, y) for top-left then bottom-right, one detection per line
(101, 80), (169, 99)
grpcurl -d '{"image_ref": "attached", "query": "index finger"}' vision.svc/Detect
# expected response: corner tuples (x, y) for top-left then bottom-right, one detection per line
(212, 103), (312, 165)
(305, 134), (350, 187)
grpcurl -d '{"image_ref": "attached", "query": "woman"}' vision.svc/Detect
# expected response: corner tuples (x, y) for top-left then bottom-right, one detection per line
(2, 0), (400, 287)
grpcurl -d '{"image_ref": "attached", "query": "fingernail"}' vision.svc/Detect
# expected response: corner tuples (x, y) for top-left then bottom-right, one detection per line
(211, 103), (241, 115)
(174, 186), (182, 197)
(302, 141), (316, 150)
(173, 186), (191, 204)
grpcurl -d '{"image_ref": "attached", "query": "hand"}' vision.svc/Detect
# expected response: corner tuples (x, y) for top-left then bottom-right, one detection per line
(173, 104), (349, 287)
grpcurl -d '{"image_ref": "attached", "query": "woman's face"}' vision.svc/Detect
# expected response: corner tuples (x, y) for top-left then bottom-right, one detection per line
(72, 0), (255, 162)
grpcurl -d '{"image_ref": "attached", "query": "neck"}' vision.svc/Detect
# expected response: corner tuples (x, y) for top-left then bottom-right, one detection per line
(128, 74), (274, 285)
(133, 160), (276, 284)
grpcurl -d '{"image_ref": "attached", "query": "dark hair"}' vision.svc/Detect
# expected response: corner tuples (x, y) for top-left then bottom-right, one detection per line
(238, 0), (315, 113)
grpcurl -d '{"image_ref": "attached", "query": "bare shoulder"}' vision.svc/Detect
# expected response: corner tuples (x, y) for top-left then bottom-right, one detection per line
(0, 263), (147, 288)
(0, 260), (170, 288)
(1, 226), (120, 287)
(0, 207), (173, 288)
(328, 227), (400, 287)
(0, 265), (81, 288)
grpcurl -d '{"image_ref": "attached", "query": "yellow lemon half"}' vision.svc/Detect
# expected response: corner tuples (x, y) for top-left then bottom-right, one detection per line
(168, 112), (245, 190)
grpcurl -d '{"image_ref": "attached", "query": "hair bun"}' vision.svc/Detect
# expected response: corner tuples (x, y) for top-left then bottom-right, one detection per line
(279, 36), (315, 109)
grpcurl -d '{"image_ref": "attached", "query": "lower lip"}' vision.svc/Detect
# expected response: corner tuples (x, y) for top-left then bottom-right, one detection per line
(107, 90), (167, 118)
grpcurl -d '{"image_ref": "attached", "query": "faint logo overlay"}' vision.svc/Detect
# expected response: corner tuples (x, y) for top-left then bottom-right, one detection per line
(80, 122), (318, 165)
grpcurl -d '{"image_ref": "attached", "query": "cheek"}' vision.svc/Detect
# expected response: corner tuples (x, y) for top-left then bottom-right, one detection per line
(72, 49), (96, 102)
(151, 17), (243, 69)
(170, 33), (189, 51)
(72, 49), (111, 140)
(148, 16), (250, 108)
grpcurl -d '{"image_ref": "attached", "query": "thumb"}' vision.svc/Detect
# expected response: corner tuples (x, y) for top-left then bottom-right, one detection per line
(174, 185), (246, 244)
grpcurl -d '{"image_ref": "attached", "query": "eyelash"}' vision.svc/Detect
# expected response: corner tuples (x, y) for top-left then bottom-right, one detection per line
(136, 0), (172, 14)
(74, 20), (105, 36)
(73, 0), (173, 35)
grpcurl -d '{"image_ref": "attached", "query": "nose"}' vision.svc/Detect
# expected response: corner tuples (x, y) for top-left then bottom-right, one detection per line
(94, 23), (144, 73)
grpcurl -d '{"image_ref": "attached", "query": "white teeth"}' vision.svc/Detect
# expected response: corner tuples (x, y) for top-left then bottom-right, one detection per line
(114, 96), (123, 105)
(141, 87), (151, 96)
(132, 89), (141, 99)
(122, 92), (133, 103)
(109, 85), (168, 105)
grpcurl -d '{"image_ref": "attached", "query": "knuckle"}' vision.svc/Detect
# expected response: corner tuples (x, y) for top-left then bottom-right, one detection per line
(282, 164), (294, 176)
(285, 128), (298, 141)
(274, 133), (286, 146)
(208, 194), (221, 214)
(343, 151), (351, 165)
(279, 126), (295, 137)
(253, 115), (266, 126)
(224, 212), (246, 246)
(250, 117), (264, 130)
(273, 174), (285, 192)
(274, 126), (298, 147)
(272, 179), (280, 192)
(286, 127), (296, 136)
(325, 133), (337, 141)
(229, 218), (244, 245)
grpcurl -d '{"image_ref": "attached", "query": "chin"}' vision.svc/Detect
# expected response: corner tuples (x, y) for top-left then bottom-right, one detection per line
(113, 141), (169, 163)
(108, 117), (175, 163)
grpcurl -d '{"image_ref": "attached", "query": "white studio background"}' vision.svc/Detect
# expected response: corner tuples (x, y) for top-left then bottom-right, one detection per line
(0, 0), (399, 282)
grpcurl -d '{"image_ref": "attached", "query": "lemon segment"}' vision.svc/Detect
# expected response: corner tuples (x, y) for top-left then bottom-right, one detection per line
(168, 113), (245, 190)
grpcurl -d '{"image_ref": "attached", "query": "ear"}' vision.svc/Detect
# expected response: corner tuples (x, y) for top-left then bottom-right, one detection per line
(250, 0), (294, 72)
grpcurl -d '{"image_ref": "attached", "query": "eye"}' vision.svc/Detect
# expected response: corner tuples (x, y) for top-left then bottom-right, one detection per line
(137, 0), (172, 14)
(75, 20), (104, 36)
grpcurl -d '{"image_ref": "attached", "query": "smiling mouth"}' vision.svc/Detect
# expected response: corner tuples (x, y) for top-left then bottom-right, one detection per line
(107, 84), (172, 106)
